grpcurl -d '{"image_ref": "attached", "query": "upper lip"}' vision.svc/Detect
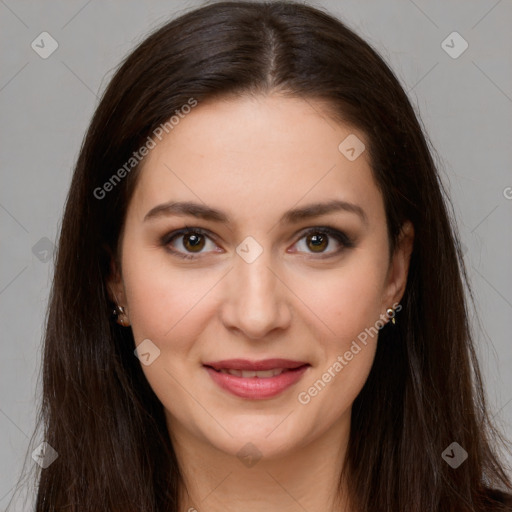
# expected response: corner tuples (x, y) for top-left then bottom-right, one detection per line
(203, 359), (309, 371)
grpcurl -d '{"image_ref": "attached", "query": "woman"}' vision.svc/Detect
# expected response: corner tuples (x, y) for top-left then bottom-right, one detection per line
(20, 1), (512, 510)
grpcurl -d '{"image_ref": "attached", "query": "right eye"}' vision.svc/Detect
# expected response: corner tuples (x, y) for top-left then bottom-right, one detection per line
(161, 227), (221, 260)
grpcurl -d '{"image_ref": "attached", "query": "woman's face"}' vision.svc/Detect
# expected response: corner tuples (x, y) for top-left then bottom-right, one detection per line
(109, 94), (413, 459)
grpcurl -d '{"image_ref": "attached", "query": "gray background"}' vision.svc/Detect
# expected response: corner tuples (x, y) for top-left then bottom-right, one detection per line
(1, 0), (511, 509)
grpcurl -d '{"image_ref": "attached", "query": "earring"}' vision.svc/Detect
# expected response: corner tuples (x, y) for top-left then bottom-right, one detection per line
(386, 307), (396, 325)
(114, 304), (130, 327)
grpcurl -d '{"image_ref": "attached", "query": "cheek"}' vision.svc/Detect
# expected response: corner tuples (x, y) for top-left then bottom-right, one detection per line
(120, 248), (218, 410)
(294, 273), (382, 427)
(295, 252), (387, 342)
(292, 252), (386, 402)
(122, 243), (218, 342)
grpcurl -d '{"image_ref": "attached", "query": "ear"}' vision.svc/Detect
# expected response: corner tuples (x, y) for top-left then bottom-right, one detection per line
(381, 220), (414, 310)
(104, 244), (129, 325)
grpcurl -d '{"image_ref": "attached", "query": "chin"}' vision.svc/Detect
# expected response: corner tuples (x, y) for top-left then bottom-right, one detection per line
(201, 412), (312, 460)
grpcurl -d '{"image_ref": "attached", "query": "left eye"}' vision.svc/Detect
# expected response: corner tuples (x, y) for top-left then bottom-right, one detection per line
(162, 226), (352, 260)
(293, 228), (350, 256)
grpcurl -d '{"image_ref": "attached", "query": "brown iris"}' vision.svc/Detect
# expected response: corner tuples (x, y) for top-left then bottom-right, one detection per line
(182, 232), (205, 252)
(307, 232), (328, 252)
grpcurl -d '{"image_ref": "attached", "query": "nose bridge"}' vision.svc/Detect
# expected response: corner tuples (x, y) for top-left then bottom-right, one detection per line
(234, 239), (278, 308)
(221, 236), (290, 338)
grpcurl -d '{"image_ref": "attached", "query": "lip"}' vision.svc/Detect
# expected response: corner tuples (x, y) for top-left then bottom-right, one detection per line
(203, 358), (308, 371)
(203, 359), (310, 400)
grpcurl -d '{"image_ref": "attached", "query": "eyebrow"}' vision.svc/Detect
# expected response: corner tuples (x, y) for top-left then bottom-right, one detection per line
(143, 199), (368, 226)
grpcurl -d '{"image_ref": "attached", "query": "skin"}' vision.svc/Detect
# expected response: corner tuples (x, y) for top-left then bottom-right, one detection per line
(108, 94), (414, 512)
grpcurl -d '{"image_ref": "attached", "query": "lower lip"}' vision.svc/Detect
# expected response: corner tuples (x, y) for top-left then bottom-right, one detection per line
(204, 365), (309, 400)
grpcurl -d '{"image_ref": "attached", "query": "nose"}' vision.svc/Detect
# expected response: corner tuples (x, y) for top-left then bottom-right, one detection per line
(219, 246), (292, 340)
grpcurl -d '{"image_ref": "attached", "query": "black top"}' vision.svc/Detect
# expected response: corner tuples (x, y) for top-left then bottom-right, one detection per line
(486, 488), (512, 510)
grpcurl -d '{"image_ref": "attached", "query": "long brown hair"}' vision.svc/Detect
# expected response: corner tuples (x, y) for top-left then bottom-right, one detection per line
(10, 1), (512, 510)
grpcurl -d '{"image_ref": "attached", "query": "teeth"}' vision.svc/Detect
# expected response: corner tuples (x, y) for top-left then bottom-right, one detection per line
(218, 368), (287, 378)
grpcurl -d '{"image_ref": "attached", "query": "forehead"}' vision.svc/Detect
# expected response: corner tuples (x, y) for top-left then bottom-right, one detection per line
(128, 94), (384, 228)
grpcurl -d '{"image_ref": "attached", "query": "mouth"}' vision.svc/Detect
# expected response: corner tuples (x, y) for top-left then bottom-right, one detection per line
(202, 359), (310, 399)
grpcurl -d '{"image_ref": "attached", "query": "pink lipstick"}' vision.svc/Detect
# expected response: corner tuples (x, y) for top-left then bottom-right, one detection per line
(203, 358), (310, 399)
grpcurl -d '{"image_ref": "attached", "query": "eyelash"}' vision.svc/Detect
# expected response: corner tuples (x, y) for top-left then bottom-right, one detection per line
(161, 225), (355, 260)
